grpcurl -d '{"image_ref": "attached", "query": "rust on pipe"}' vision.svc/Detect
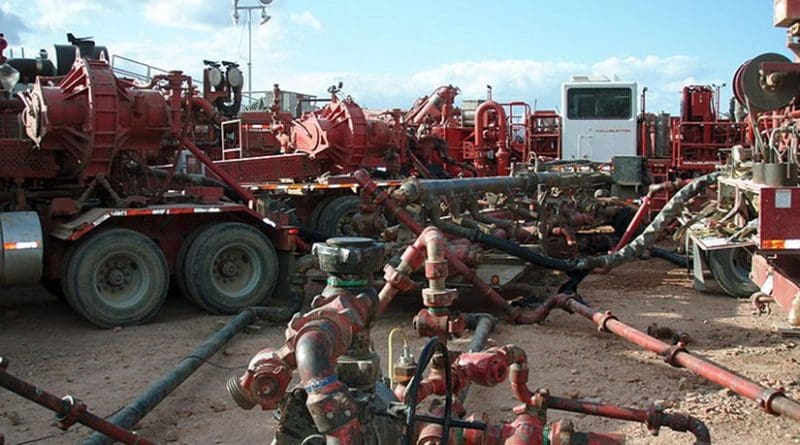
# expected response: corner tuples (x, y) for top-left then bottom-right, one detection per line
(560, 296), (800, 421)
(354, 169), (522, 321)
(0, 358), (158, 445)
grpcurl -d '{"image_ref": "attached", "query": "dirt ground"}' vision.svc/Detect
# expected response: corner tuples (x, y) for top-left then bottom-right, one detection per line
(1, 255), (799, 445)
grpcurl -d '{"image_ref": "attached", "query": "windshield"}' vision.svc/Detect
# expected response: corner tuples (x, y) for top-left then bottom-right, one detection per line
(567, 87), (633, 120)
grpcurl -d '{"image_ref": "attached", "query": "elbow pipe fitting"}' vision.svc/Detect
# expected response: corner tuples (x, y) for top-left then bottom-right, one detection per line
(295, 332), (362, 439)
(474, 100), (508, 151)
(379, 226), (455, 314)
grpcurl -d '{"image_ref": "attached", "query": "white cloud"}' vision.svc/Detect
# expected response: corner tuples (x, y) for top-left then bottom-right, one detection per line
(268, 55), (713, 114)
(108, 15), (292, 89)
(33, 0), (106, 30)
(289, 10), (322, 31)
(591, 55), (697, 80)
(142, 0), (231, 31)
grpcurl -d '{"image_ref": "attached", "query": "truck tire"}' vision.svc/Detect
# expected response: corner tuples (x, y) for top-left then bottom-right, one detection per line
(180, 222), (279, 314)
(174, 223), (212, 305)
(315, 195), (361, 236)
(707, 247), (759, 298)
(62, 229), (169, 328)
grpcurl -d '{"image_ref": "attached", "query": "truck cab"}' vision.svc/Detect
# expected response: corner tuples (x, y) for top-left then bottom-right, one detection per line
(561, 76), (637, 161)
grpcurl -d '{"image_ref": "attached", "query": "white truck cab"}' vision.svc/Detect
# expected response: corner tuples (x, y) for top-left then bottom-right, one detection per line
(561, 76), (638, 161)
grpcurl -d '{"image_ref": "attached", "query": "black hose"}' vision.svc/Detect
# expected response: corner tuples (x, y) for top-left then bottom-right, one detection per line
(81, 308), (262, 445)
(403, 337), (453, 445)
(650, 247), (690, 268)
(465, 314), (495, 353)
(82, 297), (303, 445)
(437, 172), (720, 274)
(458, 314), (496, 404)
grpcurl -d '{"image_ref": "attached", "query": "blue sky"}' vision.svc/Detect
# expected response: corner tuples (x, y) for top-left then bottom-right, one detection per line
(0, 0), (787, 114)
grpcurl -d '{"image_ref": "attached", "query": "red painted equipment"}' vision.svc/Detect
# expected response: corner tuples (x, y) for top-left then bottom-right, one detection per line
(292, 89), (405, 174)
(0, 35), (294, 328)
(527, 110), (561, 160)
(20, 58), (171, 179)
(520, 293), (800, 421)
(0, 357), (157, 445)
(670, 85), (746, 173)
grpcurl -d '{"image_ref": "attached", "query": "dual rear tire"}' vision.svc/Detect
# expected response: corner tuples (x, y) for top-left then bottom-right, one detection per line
(61, 223), (279, 328)
(176, 222), (279, 314)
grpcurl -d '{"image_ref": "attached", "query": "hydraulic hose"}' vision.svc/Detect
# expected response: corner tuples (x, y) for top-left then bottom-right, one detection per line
(573, 172), (720, 271)
(438, 172), (720, 273)
(82, 274), (306, 445)
(650, 246), (690, 268)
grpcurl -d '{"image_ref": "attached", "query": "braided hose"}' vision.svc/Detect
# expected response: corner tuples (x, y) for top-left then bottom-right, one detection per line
(438, 172), (720, 273)
(574, 172), (720, 270)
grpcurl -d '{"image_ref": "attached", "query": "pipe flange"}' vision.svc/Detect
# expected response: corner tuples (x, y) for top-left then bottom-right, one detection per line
(596, 311), (618, 333)
(757, 387), (785, 415)
(56, 395), (85, 430)
(661, 342), (687, 368)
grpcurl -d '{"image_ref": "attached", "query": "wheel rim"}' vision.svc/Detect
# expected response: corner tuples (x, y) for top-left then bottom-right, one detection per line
(210, 243), (262, 299)
(729, 248), (752, 283)
(93, 252), (149, 309)
(336, 209), (358, 236)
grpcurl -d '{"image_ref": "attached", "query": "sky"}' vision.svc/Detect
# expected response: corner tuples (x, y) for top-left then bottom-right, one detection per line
(0, 0), (789, 114)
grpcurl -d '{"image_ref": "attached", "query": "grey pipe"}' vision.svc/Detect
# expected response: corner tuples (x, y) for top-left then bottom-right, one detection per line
(82, 269), (308, 445)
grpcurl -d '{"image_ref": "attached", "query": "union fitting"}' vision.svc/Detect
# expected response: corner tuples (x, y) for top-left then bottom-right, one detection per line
(413, 308), (466, 338)
(228, 348), (293, 411)
(421, 287), (458, 307)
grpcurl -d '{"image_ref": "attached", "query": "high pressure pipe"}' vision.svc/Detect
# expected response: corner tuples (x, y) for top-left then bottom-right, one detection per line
(520, 294), (800, 422)
(391, 171), (612, 206)
(378, 226), (450, 313)
(436, 172), (720, 275)
(508, 362), (711, 445)
(0, 358), (158, 445)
